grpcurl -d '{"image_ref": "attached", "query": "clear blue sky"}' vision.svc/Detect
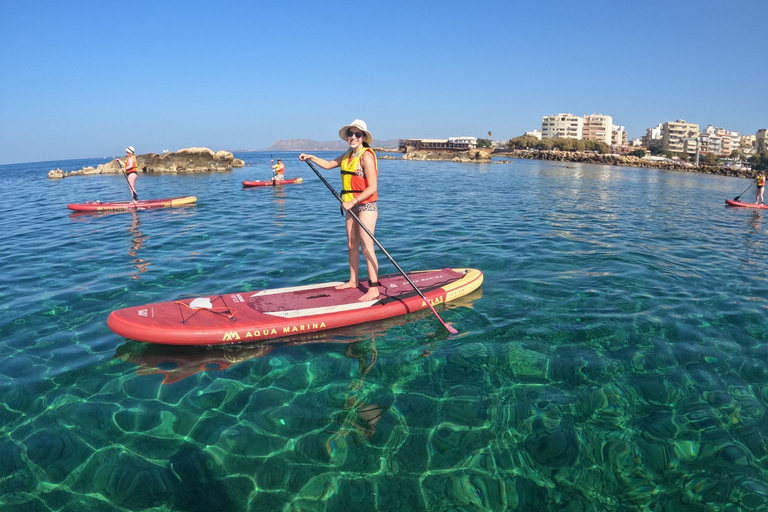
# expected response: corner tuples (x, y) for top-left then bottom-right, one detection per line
(1, 0), (766, 164)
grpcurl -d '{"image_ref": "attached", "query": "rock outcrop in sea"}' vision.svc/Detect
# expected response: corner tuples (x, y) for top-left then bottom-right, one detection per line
(401, 148), (493, 163)
(48, 148), (245, 179)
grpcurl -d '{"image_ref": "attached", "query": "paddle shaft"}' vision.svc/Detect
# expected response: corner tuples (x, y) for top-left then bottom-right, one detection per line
(304, 159), (458, 334)
(734, 182), (753, 201)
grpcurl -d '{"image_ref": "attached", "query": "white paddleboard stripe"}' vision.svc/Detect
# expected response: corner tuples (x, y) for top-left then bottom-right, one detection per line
(250, 282), (345, 297)
(263, 300), (378, 318)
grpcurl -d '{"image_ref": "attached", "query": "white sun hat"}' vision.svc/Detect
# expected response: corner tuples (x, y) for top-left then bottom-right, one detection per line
(125, 146), (135, 154)
(338, 119), (372, 143)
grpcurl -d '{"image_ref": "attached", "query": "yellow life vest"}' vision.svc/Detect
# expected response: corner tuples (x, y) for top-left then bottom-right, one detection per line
(758, 174), (765, 187)
(340, 147), (378, 203)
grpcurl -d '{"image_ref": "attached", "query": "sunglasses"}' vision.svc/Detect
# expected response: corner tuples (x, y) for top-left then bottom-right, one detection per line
(347, 131), (364, 139)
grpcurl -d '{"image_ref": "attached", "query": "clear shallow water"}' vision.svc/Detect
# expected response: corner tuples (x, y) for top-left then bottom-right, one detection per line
(1, 152), (767, 511)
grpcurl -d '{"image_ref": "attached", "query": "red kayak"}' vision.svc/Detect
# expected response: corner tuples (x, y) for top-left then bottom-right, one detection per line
(107, 268), (483, 345)
(242, 177), (303, 187)
(725, 199), (768, 209)
(68, 196), (197, 212)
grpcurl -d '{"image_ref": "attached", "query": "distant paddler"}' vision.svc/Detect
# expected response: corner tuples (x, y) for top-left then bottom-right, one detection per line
(115, 146), (139, 203)
(756, 170), (765, 205)
(271, 158), (285, 182)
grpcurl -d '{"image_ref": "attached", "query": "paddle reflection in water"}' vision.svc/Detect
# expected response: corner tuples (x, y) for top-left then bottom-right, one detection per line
(270, 186), (286, 228)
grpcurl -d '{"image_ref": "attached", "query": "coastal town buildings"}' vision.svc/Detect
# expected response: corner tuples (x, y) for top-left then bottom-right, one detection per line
(661, 120), (699, 154)
(582, 114), (613, 145)
(398, 137), (478, 152)
(541, 114), (583, 140)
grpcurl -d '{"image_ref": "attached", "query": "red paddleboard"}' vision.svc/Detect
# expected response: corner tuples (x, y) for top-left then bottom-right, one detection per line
(107, 268), (483, 345)
(242, 177), (303, 187)
(68, 196), (197, 212)
(725, 199), (768, 209)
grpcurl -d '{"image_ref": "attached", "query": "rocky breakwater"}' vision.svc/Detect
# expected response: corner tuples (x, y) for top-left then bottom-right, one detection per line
(502, 149), (753, 178)
(401, 148), (493, 163)
(48, 148), (245, 179)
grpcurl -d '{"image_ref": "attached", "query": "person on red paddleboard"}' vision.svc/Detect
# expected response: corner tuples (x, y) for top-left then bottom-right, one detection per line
(271, 158), (285, 182)
(300, 119), (380, 302)
(117, 146), (139, 203)
(756, 171), (765, 205)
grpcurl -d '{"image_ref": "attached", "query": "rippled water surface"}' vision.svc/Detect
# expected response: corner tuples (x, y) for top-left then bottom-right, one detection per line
(2, 152), (768, 511)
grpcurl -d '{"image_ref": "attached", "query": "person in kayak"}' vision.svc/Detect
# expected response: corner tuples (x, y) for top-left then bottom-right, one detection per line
(299, 119), (380, 302)
(756, 170), (765, 205)
(271, 158), (285, 182)
(117, 146), (139, 203)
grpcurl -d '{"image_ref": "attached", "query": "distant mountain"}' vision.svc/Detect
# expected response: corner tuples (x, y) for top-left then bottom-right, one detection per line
(266, 139), (400, 151)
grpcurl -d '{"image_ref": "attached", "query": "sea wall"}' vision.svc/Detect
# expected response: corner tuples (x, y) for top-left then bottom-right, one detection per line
(48, 148), (245, 179)
(496, 149), (752, 178)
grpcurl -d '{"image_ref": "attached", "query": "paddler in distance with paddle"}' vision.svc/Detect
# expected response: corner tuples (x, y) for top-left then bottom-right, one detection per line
(756, 170), (765, 205)
(300, 119), (380, 302)
(271, 158), (285, 182)
(116, 146), (139, 203)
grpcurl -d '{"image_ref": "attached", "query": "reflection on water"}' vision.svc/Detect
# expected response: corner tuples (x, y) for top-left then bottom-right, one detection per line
(128, 211), (150, 279)
(326, 339), (383, 451)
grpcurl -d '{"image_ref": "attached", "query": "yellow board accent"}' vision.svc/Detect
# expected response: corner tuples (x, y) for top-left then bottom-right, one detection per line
(443, 268), (484, 302)
(169, 196), (197, 206)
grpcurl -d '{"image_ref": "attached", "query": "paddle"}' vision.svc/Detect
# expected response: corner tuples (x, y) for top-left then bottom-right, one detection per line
(271, 154), (276, 186)
(304, 159), (458, 334)
(116, 159), (138, 201)
(734, 183), (752, 201)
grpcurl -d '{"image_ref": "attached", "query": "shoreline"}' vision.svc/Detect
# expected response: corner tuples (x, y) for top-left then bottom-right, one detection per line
(492, 149), (752, 178)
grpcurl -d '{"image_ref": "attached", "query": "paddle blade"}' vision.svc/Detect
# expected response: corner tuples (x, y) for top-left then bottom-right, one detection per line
(424, 302), (458, 334)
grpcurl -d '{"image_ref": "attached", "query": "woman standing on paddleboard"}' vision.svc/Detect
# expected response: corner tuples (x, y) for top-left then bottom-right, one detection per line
(756, 170), (765, 205)
(300, 120), (380, 302)
(118, 146), (139, 203)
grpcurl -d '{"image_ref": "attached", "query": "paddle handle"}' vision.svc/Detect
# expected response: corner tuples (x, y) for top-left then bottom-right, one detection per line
(304, 159), (457, 334)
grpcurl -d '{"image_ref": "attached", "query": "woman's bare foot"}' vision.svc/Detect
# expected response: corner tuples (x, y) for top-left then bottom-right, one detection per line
(335, 281), (357, 290)
(358, 288), (379, 302)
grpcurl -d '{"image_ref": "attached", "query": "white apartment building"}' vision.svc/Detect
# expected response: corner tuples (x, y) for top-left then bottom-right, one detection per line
(611, 126), (628, 147)
(582, 114), (613, 145)
(642, 123), (664, 149)
(542, 113), (583, 140)
(525, 130), (542, 140)
(661, 120), (700, 154)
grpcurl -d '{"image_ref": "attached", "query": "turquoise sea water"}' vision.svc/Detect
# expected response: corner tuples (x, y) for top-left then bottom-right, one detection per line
(1, 151), (768, 511)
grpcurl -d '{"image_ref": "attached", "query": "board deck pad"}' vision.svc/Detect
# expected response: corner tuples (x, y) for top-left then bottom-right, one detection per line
(68, 196), (197, 212)
(107, 268), (483, 346)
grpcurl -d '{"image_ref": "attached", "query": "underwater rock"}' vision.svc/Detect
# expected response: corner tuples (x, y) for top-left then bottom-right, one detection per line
(24, 427), (93, 484)
(421, 471), (507, 512)
(72, 447), (174, 510)
(523, 418), (580, 467)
